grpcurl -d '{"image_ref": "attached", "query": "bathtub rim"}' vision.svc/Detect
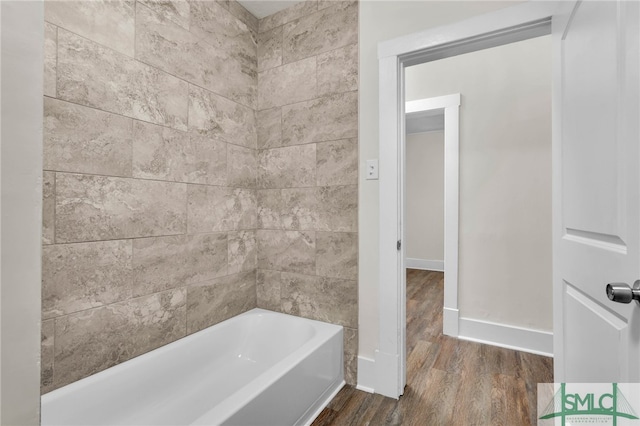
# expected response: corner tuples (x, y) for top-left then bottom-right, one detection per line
(41, 308), (339, 400)
(41, 308), (345, 425)
(191, 308), (344, 424)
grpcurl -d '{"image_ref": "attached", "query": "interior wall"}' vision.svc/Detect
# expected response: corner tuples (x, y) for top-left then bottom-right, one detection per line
(1, 1), (44, 422)
(406, 131), (445, 264)
(405, 35), (552, 330)
(41, 0), (259, 393)
(358, 0), (524, 361)
(255, 0), (359, 386)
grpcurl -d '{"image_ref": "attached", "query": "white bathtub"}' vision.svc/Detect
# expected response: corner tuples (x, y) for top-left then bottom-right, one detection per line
(41, 309), (344, 426)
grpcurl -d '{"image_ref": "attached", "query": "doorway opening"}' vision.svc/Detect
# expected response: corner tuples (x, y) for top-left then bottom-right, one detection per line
(402, 27), (554, 353)
(404, 95), (460, 340)
(405, 112), (445, 275)
(375, 3), (558, 398)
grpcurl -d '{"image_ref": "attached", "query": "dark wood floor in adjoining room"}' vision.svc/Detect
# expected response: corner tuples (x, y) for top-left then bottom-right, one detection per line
(312, 269), (553, 426)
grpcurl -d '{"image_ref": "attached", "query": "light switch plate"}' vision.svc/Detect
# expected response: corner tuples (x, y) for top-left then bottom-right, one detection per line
(366, 159), (379, 180)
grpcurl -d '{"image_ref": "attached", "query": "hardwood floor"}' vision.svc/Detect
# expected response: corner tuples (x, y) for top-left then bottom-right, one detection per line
(311, 269), (553, 426)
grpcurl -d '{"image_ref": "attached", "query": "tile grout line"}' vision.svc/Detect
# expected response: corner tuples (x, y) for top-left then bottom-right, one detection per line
(254, 266), (357, 283)
(45, 228), (260, 247)
(56, 23), (259, 118)
(47, 169), (260, 189)
(44, 95), (257, 150)
(258, 89), (358, 114)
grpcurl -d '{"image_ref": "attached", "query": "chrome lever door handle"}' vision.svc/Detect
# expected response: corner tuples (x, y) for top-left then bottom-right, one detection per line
(606, 280), (640, 305)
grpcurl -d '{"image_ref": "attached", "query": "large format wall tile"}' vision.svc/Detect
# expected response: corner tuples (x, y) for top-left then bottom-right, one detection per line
(228, 230), (257, 274)
(316, 185), (358, 232)
(55, 173), (187, 243)
(318, 0), (355, 11)
(134, 5), (210, 88)
(42, 240), (133, 320)
(258, 26), (282, 72)
(259, 0), (318, 33)
(257, 144), (316, 188)
(258, 57), (316, 110)
(280, 272), (357, 328)
(256, 269), (281, 311)
(42, 172), (55, 245)
(186, 271), (256, 333)
(44, 22), (57, 97)
(139, 0), (190, 30)
(217, 1), (230, 11)
(45, 0), (135, 57)
(41, 320), (55, 393)
(187, 185), (257, 233)
(188, 85), (256, 149)
(316, 138), (358, 186)
(282, 92), (357, 146)
(132, 121), (195, 183)
(133, 233), (228, 297)
(317, 43), (358, 96)
(257, 230), (315, 274)
(190, 0), (251, 41)
(227, 144), (257, 188)
(44, 98), (133, 177)
(136, 4), (255, 108)
(228, 1), (259, 33)
(53, 289), (186, 389)
(217, 29), (258, 110)
(316, 232), (357, 280)
(344, 327), (358, 386)
(257, 107), (282, 149)
(57, 29), (188, 130)
(192, 135), (228, 186)
(282, 2), (357, 63)
(190, 1), (257, 109)
(132, 121), (227, 185)
(43, 0), (361, 392)
(257, 188), (317, 230)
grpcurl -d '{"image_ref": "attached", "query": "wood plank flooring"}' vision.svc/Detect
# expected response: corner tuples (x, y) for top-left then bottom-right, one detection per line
(311, 269), (553, 426)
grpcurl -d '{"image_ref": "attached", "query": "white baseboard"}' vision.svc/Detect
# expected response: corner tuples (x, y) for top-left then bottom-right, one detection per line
(355, 384), (375, 394)
(458, 317), (553, 357)
(442, 307), (459, 336)
(406, 258), (444, 272)
(356, 356), (376, 393)
(357, 318), (552, 399)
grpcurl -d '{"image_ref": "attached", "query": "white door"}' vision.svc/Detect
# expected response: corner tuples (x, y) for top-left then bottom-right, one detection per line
(554, 0), (640, 382)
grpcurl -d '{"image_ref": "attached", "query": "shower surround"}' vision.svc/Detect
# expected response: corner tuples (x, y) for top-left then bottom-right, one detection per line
(254, 0), (359, 385)
(41, 0), (358, 393)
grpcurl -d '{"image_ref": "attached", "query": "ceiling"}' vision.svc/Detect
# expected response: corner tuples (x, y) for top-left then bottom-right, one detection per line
(237, 0), (305, 19)
(406, 110), (445, 134)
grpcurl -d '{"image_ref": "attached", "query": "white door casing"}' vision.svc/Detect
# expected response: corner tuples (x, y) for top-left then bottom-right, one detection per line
(405, 95), (461, 339)
(553, 0), (640, 383)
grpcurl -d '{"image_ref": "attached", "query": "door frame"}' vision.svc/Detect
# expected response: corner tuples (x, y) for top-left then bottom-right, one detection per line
(376, 1), (567, 399)
(405, 94), (460, 340)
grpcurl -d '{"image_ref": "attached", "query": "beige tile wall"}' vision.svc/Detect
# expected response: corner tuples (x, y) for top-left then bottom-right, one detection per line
(41, 0), (259, 393)
(41, 0), (359, 393)
(255, 0), (359, 385)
